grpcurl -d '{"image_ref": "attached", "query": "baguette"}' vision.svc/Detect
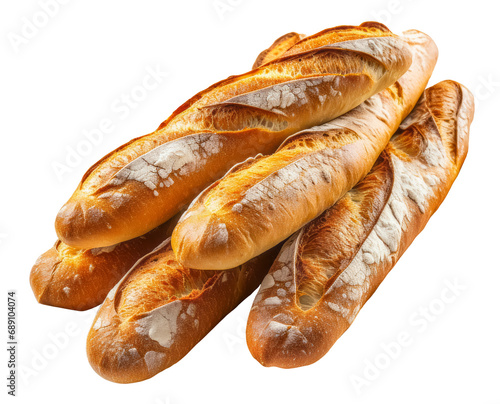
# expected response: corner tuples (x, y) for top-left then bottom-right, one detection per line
(86, 240), (280, 383)
(171, 29), (438, 270)
(55, 22), (412, 249)
(246, 80), (474, 368)
(30, 216), (178, 311)
(29, 30), (296, 312)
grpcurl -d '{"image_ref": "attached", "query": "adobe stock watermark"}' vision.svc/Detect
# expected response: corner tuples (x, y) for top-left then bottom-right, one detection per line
(7, 0), (72, 54)
(473, 74), (500, 105)
(350, 278), (466, 395)
(221, 315), (247, 354)
(213, 0), (244, 21)
(18, 310), (94, 387)
(51, 64), (169, 182)
(369, 0), (418, 25)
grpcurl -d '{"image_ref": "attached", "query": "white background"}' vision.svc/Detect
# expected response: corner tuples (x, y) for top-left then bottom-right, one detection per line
(2, 0), (499, 403)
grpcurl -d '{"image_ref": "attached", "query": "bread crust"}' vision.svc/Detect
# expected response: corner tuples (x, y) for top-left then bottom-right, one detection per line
(86, 240), (280, 383)
(30, 28), (298, 313)
(252, 32), (306, 69)
(172, 30), (438, 270)
(55, 23), (412, 249)
(246, 80), (474, 368)
(30, 217), (178, 311)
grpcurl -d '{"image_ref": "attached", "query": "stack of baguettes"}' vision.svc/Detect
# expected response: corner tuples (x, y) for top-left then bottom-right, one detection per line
(29, 22), (475, 383)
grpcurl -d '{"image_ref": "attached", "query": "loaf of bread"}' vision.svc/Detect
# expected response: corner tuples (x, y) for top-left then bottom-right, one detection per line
(246, 80), (474, 368)
(30, 216), (178, 311)
(29, 29), (297, 311)
(86, 240), (280, 383)
(55, 22), (412, 249)
(171, 29), (438, 270)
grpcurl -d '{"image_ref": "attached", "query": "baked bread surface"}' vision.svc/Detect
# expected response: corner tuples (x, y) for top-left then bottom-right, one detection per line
(246, 80), (474, 368)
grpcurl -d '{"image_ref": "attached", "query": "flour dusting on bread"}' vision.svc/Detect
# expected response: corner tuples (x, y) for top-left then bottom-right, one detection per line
(136, 300), (182, 348)
(110, 134), (222, 192)
(223, 76), (337, 114)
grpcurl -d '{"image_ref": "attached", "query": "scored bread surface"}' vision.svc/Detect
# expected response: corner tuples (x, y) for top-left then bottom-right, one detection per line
(56, 22), (412, 249)
(171, 29), (438, 270)
(246, 80), (474, 368)
(86, 240), (280, 383)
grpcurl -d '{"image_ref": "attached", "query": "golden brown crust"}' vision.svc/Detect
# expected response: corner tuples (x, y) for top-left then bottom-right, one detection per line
(171, 30), (438, 270)
(30, 30), (299, 313)
(86, 240), (280, 383)
(252, 22), (391, 70)
(30, 218), (178, 311)
(246, 80), (474, 368)
(252, 32), (306, 69)
(55, 23), (412, 249)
